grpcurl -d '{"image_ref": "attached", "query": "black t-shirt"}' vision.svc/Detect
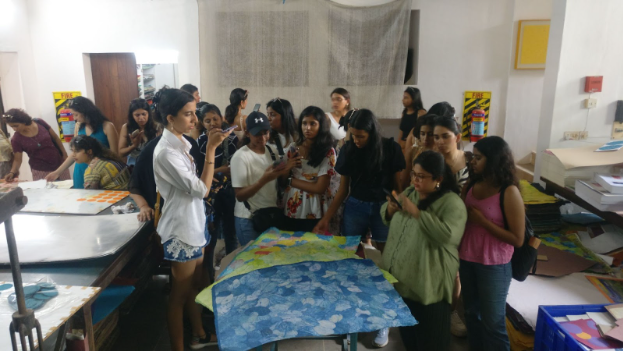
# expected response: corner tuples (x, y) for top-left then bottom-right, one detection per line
(129, 134), (202, 208)
(335, 138), (406, 202)
(399, 112), (418, 140)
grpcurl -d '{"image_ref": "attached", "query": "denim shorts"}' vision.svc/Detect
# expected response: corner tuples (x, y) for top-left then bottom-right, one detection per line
(341, 197), (389, 242)
(163, 238), (206, 262)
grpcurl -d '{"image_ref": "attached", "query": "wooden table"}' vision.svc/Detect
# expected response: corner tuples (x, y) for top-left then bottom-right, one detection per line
(541, 176), (623, 229)
(0, 195), (158, 350)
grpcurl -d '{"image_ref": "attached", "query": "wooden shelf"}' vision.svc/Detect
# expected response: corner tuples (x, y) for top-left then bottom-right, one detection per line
(541, 176), (623, 229)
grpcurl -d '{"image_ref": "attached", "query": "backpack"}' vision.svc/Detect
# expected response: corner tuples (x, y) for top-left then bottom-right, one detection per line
(466, 183), (540, 281)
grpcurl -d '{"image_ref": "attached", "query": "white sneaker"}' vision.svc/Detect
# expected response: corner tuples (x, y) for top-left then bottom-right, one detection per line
(450, 310), (467, 337)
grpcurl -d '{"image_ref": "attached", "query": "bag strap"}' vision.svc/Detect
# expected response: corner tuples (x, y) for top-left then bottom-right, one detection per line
(154, 191), (162, 228)
(499, 185), (510, 229)
(222, 137), (230, 166)
(266, 145), (277, 161)
(273, 137), (285, 158)
(35, 118), (64, 158)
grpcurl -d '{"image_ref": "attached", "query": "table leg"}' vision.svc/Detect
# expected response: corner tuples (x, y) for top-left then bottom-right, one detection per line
(54, 322), (67, 351)
(349, 333), (357, 351)
(71, 301), (95, 350)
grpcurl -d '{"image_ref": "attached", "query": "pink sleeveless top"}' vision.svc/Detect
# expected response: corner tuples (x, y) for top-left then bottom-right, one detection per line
(459, 188), (514, 265)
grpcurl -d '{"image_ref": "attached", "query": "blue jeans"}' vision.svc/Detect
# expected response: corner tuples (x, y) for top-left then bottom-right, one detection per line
(459, 260), (512, 351)
(234, 217), (259, 246)
(341, 197), (389, 242)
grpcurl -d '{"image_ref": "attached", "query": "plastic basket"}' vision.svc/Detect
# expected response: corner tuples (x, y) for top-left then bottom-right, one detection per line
(534, 304), (611, 351)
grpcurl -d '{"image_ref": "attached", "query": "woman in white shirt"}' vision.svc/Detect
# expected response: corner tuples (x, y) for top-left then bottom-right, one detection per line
(282, 106), (337, 232)
(231, 111), (299, 245)
(327, 87), (349, 141)
(152, 86), (230, 351)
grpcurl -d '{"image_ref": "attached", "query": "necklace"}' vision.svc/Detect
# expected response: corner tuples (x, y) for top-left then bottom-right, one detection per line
(26, 125), (41, 148)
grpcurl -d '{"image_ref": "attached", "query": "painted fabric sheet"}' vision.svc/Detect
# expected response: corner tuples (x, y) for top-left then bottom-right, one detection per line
(212, 259), (416, 351)
(197, 228), (394, 310)
(20, 188), (129, 215)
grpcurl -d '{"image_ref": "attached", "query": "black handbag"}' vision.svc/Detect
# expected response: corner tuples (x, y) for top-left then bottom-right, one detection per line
(499, 186), (539, 281)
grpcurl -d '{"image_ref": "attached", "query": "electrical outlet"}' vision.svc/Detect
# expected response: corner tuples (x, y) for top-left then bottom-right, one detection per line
(564, 131), (588, 140)
(584, 98), (597, 109)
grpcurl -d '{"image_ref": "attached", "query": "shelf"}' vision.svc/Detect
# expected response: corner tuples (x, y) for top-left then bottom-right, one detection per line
(541, 177), (623, 230)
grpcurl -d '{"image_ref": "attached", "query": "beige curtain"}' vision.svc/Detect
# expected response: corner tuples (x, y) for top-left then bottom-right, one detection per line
(198, 0), (411, 119)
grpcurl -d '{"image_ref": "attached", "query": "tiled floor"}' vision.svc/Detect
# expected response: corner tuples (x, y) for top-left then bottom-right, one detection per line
(112, 276), (469, 351)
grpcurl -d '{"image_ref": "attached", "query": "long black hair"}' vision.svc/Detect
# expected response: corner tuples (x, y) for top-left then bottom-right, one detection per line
(297, 106), (333, 168)
(403, 87), (425, 117)
(345, 109), (383, 173)
(428, 101), (455, 118)
(69, 96), (109, 132)
(225, 88), (247, 125)
(471, 136), (518, 188)
(127, 98), (158, 142)
(413, 150), (460, 210)
(70, 135), (125, 164)
(267, 98), (298, 145)
(152, 86), (195, 126)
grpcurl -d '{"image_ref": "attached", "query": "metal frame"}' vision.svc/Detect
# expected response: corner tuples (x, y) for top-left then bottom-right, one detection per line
(0, 187), (45, 351)
(255, 333), (358, 351)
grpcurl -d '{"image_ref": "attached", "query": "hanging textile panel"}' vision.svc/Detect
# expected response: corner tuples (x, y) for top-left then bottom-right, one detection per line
(198, 0), (412, 119)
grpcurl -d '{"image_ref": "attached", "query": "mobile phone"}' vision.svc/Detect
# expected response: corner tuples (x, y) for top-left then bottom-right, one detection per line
(222, 125), (237, 133)
(253, 103), (261, 112)
(273, 159), (285, 168)
(289, 144), (299, 155)
(383, 189), (402, 209)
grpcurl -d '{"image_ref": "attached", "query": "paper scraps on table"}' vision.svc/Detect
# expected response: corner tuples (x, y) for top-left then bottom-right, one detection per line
(586, 276), (623, 303)
(559, 319), (623, 349)
(535, 245), (596, 277)
(606, 304), (623, 320)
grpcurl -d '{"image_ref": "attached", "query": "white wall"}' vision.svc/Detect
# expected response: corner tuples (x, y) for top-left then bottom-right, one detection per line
(546, 0), (623, 149)
(504, 0), (553, 161)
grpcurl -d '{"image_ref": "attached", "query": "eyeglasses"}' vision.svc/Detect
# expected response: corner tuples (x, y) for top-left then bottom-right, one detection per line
(270, 97), (282, 104)
(410, 171), (432, 181)
(67, 99), (77, 107)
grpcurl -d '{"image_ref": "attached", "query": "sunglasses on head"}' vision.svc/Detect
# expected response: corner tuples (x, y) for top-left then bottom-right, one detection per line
(1, 114), (12, 120)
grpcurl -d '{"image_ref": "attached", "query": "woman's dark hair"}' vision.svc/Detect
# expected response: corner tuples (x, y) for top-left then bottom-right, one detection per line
(152, 86), (195, 126)
(428, 101), (455, 118)
(330, 88), (351, 109)
(297, 106), (333, 168)
(199, 104), (222, 120)
(127, 98), (158, 142)
(403, 87), (425, 117)
(70, 135), (125, 164)
(180, 83), (198, 95)
(433, 115), (461, 136)
(413, 150), (460, 210)
(194, 101), (209, 134)
(345, 109), (383, 173)
(412, 114), (436, 138)
(471, 136), (519, 188)
(69, 96), (109, 132)
(267, 98), (298, 145)
(225, 88), (248, 124)
(4, 108), (33, 126)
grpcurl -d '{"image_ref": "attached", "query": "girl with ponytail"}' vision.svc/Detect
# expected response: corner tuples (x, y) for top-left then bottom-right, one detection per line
(224, 88), (248, 142)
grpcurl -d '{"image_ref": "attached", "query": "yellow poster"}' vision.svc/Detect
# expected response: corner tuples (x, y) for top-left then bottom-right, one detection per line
(461, 91), (491, 141)
(53, 91), (81, 142)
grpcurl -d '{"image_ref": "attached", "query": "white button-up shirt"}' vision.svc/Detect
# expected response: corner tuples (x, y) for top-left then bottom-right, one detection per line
(153, 129), (208, 247)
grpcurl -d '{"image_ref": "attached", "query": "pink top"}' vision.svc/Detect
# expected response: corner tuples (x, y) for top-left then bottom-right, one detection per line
(459, 188), (514, 265)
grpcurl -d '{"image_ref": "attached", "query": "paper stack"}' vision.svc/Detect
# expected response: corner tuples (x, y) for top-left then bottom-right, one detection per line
(558, 308), (623, 349)
(575, 180), (623, 212)
(596, 174), (623, 194)
(540, 146), (623, 188)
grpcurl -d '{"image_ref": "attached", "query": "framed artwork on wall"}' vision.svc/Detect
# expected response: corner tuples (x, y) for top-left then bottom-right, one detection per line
(515, 20), (550, 70)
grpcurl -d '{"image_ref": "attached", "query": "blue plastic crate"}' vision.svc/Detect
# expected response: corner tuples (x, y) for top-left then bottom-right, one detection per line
(534, 304), (618, 351)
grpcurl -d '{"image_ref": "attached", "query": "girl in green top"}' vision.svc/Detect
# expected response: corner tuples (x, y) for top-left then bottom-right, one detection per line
(382, 150), (467, 351)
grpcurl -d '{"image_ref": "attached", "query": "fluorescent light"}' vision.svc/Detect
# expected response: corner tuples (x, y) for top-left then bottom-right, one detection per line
(134, 50), (179, 64)
(0, 0), (16, 28)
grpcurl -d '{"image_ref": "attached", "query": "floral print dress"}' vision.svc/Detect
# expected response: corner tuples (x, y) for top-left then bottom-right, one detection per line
(283, 143), (338, 221)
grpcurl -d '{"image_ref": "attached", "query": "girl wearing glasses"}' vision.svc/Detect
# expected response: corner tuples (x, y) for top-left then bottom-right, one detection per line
(382, 150), (467, 351)
(398, 87), (426, 151)
(3, 109), (70, 182)
(224, 88), (248, 142)
(459, 136), (524, 351)
(45, 96), (118, 188)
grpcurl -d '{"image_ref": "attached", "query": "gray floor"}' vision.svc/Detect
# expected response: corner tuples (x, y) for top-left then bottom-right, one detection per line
(111, 276), (469, 351)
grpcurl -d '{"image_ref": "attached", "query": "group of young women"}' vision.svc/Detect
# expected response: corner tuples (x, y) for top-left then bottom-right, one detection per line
(1, 85), (524, 351)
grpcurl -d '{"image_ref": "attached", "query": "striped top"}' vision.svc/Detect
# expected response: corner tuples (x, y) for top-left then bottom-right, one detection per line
(84, 158), (130, 190)
(456, 166), (469, 191)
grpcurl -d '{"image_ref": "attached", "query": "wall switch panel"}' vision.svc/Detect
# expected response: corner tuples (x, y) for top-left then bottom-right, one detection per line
(584, 98), (597, 109)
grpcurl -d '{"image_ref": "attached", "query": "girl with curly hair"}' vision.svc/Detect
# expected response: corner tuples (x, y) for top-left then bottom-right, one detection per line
(459, 136), (525, 351)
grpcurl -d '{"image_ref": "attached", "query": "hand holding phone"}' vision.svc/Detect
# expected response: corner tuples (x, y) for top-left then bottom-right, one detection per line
(222, 125), (237, 133)
(383, 189), (402, 210)
(253, 103), (261, 112)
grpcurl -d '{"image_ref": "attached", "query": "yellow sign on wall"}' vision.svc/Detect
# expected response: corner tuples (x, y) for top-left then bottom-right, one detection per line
(461, 91), (491, 141)
(53, 91), (81, 142)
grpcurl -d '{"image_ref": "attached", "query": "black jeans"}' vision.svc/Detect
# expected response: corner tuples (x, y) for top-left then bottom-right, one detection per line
(399, 298), (451, 351)
(213, 186), (238, 254)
